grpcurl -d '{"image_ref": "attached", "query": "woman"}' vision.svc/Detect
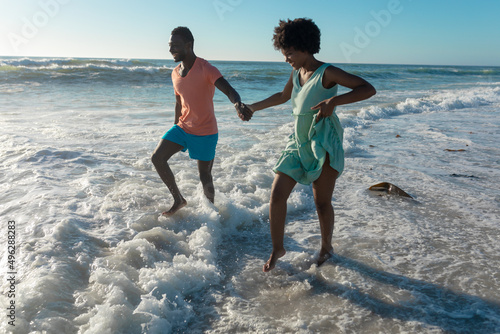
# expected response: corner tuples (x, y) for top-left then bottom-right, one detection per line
(248, 18), (376, 272)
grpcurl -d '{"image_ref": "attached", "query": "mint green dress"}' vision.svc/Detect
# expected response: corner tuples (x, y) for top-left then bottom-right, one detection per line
(274, 63), (344, 184)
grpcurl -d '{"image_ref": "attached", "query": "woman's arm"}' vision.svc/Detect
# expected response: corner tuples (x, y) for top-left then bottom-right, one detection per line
(248, 72), (294, 113)
(312, 66), (376, 119)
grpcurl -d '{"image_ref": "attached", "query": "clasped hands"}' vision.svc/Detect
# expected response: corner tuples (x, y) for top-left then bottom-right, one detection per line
(234, 102), (253, 121)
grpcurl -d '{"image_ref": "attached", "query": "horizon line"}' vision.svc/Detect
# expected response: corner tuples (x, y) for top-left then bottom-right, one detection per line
(1, 54), (499, 68)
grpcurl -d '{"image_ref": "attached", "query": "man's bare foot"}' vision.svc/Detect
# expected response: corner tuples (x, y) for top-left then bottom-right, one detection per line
(315, 248), (333, 267)
(263, 249), (286, 272)
(162, 198), (187, 216)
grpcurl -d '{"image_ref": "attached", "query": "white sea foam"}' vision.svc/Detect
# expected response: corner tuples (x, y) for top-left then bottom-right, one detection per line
(1, 59), (499, 333)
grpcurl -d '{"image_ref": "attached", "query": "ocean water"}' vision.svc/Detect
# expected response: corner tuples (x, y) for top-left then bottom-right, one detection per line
(1, 57), (500, 334)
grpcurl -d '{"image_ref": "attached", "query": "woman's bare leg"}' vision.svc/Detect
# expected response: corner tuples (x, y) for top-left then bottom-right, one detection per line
(312, 155), (339, 266)
(263, 172), (297, 272)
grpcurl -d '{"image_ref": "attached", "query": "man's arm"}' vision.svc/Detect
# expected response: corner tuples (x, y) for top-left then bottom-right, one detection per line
(174, 94), (182, 124)
(215, 77), (240, 104)
(214, 77), (252, 121)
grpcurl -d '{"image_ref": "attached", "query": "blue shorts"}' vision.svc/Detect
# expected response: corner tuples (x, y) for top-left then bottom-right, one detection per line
(162, 125), (218, 161)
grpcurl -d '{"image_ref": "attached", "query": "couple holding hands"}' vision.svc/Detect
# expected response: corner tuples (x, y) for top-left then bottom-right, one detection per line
(151, 19), (376, 272)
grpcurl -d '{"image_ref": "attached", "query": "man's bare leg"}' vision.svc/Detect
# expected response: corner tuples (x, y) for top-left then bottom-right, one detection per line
(151, 139), (187, 215)
(312, 155), (338, 267)
(197, 159), (215, 203)
(263, 172), (296, 272)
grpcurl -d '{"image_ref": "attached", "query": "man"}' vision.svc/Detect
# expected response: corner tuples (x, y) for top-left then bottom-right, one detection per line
(152, 26), (252, 216)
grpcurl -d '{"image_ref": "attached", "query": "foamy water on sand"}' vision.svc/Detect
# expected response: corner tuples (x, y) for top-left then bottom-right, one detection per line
(1, 58), (500, 333)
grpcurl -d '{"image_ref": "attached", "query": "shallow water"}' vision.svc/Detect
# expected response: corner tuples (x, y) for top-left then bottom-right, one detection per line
(1, 57), (500, 333)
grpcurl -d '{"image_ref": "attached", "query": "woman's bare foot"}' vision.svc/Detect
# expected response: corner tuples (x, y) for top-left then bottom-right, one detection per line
(315, 248), (333, 267)
(162, 198), (187, 216)
(263, 248), (286, 272)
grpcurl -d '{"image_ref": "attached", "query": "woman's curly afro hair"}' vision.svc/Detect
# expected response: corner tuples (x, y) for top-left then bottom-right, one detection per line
(272, 18), (321, 54)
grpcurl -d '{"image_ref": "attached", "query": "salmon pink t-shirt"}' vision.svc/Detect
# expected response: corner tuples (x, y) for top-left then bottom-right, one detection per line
(172, 58), (222, 136)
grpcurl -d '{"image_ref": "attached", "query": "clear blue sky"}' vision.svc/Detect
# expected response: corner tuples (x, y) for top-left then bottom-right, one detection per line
(1, 0), (499, 66)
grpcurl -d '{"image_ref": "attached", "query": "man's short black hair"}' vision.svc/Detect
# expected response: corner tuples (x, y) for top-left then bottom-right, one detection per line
(171, 26), (194, 43)
(272, 18), (321, 54)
